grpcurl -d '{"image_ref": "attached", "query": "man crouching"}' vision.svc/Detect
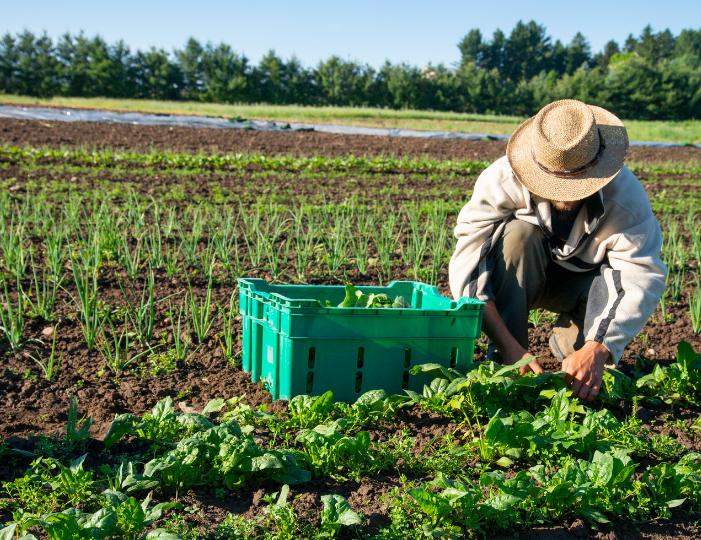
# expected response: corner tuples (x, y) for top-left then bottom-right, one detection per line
(449, 99), (666, 401)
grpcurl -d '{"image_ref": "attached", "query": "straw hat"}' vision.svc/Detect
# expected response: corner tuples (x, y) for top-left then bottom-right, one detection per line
(506, 99), (629, 202)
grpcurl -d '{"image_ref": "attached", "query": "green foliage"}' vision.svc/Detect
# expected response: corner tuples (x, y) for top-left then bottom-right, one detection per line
(406, 357), (565, 419)
(3, 24), (701, 119)
(103, 397), (310, 492)
(2, 455), (99, 516)
(636, 341), (701, 406)
(295, 420), (380, 480)
(381, 451), (701, 536)
(104, 396), (210, 449)
(335, 284), (408, 308)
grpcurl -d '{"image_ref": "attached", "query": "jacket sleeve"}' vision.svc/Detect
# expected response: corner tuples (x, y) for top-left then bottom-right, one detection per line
(583, 211), (667, 363)
(449, 159), (522, 301)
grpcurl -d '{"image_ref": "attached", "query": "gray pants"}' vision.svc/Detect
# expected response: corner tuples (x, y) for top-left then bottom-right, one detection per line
(489, 219), (597, 359)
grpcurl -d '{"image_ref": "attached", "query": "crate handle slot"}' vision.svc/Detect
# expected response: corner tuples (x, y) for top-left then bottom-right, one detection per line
(308, 347), (316, 369)
(404, 348), (411, 368)
(450, 347), (458, 369)
(355, 371), (363, 393)
(357, 347), (364, 369)
(402, 370), (410, 390)
(306, 371), (314, 394)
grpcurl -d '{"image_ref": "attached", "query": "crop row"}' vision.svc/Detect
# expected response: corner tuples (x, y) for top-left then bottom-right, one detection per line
(2, 344), (701, 538)
(1, 183), (700, 377)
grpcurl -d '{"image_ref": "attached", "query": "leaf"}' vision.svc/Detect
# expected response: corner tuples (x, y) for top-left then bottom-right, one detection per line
(354, 389), (386, 408)
(549, 388), (571, 422)
(103, 413), (139, 448)
(589, 451), (614, 486)
(425, 378), (449, 398)
(84, 508), (117, 532)
(276, 484), (290, 507)
(143, 530), (181, 540)
(69, 453), (88, 473)
(321, 494), (362, 527)
(482, 493), (521, 511)
(529, 464), (546, 484)
(144, 501), (182, 524)
(201, 398), (226, 416)
(366, 293), (392, 308)
(495, 456), (514, 467)
(150, 397), (175, 422)
(313, 418), (347, 436)
(338, 285), (358, 308)
(403, 389), (422, 403)
(252, 453), (284, 471)
(409, 363), (460, 381)
(0, 524), (17, 540)
(494, 356), (533, 377)
(581, 509), (611, 523)
(176, 413), (213, 433)
(392, 295), (408, 308)
(677, 341), (701, 370)
(313, 391), (335, 413)
(667, 498), (686, 508)
(270, 454), (311, 485)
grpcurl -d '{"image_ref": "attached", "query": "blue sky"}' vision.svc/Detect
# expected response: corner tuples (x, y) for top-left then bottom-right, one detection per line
(3, 0), (697, 67)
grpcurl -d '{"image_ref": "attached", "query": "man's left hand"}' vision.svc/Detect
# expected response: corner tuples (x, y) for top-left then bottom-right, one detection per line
(561, 341), (611, 401)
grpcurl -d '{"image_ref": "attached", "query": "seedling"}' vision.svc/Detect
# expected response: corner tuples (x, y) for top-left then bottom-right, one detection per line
(27, 326), (62, 381)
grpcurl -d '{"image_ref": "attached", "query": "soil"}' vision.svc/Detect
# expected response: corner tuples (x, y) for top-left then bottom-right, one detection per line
(1, 117), (700, 538)
(2, 117), (701, 163)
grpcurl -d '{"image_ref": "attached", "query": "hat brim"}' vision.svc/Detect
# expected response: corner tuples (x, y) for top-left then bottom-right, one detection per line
(506, 105), (629, 202)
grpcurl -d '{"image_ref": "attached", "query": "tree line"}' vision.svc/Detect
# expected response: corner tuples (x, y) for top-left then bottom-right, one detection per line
(1, 22), (700, 120)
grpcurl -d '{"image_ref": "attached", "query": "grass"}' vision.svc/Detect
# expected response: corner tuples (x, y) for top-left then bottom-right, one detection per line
(2, 94), (701, 144)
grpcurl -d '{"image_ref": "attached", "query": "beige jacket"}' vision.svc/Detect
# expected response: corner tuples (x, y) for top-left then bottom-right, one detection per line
(449, 156), (666, 363)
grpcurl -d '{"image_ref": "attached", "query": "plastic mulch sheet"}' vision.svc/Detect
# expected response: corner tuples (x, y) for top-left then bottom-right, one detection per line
(0, 105), (696, 148)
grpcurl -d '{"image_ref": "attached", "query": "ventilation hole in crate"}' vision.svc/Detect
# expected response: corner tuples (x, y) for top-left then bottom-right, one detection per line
(357, 347), (364, 369)
(355, 371), (363, 393)
(402, 370), (410, 390)
(306, 371), (314, 394)
(308, 347), (316, 369)
(404, 348), (411, 368)
(450, 347), (458, 368)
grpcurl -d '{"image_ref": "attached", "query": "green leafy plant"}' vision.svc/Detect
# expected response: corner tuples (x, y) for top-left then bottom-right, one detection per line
(65, 395), (92, 447)
(319, 494), (362, 537)
(636, 341), (701, 406)
(295, 419), (384, 480)
(335, 284), (407, 308)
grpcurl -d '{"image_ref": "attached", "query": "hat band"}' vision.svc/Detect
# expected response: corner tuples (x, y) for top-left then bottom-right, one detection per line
(531, 129), (606, 178)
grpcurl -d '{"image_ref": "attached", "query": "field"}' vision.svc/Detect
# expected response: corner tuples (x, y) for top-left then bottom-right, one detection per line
(3, 95), (701, 145)
(1, 117), (701, 539)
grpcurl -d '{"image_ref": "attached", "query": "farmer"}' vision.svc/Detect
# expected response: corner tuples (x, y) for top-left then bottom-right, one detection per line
(449, 99), (666, 401)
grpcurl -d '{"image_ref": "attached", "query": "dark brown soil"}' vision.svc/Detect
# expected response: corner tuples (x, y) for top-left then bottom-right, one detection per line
(2, 117), (701, 163)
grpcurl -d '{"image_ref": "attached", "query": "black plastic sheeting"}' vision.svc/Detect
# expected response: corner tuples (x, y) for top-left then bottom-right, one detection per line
(0, 105), (697, 148)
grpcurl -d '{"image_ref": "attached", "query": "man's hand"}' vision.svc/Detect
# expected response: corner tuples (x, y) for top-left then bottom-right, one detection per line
(517, 353), (544, 376)
(561, 341), (610, 401)
(502, 348), (544, 375)
(482, 301), (543, 375)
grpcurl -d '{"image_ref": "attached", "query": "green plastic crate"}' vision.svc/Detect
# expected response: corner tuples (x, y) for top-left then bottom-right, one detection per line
(238, 278), (484, 402)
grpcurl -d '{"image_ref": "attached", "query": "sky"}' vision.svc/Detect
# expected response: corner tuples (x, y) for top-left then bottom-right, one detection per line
(2, 0), (698, 68)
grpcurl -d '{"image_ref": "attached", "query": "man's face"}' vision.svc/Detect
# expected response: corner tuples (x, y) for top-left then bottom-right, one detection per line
(549, 199), (584, 212)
